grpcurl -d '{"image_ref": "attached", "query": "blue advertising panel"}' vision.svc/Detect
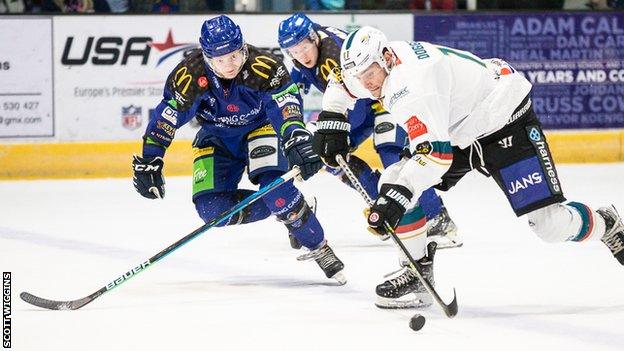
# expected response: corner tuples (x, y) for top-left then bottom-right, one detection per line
(413, 13), (624, 129)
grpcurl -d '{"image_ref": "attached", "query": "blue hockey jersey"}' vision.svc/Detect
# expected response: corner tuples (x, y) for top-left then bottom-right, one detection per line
(142, 46), (306, 158)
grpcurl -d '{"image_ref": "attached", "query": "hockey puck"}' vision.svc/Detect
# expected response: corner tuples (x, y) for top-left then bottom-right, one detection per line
(409, 314), (426, 331)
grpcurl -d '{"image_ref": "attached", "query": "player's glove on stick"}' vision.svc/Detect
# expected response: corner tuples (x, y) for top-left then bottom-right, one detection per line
(283, 129), (323, 180)
(367, 184), (412, 235)
(132, 155), (165, 199)
(312, 111), (350, 167)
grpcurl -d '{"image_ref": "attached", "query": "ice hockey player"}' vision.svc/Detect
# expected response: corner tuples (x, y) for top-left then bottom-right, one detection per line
(277, 12), (461, 250)
(315, 26), (624, 308)
(131, 15), (346, 284)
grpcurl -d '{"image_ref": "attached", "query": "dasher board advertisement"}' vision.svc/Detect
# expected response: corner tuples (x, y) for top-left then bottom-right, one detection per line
(0, 17), (54, 138)
(53, 14), (413, 141)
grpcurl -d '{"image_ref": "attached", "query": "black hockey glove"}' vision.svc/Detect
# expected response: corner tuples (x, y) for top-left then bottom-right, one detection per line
(367, 184), (413, 235)
(312, 110), (350, 167)
(283, 129), (323, 181)
(132, 155), (165, 199)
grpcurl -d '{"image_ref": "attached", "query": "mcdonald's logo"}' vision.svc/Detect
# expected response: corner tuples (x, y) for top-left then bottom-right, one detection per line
(319, 58), (341, 83)
(251, 55), (277, 80)
(174, 66), (193, 95)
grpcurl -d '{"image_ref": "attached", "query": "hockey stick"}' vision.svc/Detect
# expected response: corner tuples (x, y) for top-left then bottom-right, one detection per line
(335, 155), (458, 318)
(20, 167), (301, 310)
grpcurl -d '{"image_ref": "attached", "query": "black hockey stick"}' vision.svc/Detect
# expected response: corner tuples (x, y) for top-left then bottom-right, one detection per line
(335, 155), (458, 318)
(20, 167), (301, 310)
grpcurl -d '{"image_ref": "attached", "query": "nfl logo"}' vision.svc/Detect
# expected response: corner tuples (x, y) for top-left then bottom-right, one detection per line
(122, 105), (142, 130)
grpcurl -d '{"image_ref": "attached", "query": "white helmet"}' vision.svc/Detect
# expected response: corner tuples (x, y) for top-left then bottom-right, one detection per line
(340, 26), (389, 99)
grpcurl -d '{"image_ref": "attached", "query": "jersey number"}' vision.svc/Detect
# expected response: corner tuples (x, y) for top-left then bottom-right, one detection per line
(436, 46), (486, 68)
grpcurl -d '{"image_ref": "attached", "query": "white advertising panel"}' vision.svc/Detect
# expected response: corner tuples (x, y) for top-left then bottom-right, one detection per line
(52, 14), (413, 142)
(0, 18), (53, 139)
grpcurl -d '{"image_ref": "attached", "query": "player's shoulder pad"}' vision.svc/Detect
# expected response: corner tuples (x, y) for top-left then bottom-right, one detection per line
(314, 32), (343, 86)
(165, 48), (210, 112)
(241, 45), (289, 91)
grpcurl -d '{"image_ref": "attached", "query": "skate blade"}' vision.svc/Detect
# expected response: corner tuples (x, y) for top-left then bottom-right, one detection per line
(375, 294), (432, 309)
(428, 235), (463, 249)
(331, 272), (347, 285)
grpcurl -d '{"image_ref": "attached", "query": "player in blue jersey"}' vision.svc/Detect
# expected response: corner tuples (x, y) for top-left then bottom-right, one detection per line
(277, 13), (461, 251)
(131, 15), (345, 284)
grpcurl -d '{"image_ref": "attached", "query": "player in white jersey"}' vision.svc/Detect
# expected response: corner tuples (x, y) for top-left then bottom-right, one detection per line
(315, 27), (624, 309)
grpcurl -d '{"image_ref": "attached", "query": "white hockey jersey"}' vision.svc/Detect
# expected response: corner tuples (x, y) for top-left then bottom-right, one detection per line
(322, 40), (532, 202)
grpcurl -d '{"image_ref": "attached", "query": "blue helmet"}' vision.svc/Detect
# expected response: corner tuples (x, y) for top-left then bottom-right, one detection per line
(199, 15), (244, 58)
(278, 13), (315, 49)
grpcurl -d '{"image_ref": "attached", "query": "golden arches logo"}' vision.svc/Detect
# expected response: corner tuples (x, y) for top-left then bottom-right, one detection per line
(251, 56), (277, 80)
(174, 66), (193, 95)
(319, 58), (341, 83)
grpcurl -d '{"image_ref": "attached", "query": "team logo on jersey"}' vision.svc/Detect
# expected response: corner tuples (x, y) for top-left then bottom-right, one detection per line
(275, 93), (299, 108)
(387, 87), (408, 109)
(227, 104), (240, 112)
(161, 106), (178, 125)
(529, 127), (541, 142)
(270, 65), (287, 88)
(498, 136), (513, 148)
(405, 115), (428, 140)
(526, 126), (562, 195)
(156, 120), (176, 138)
(121, 105), (142, 130)
(250, 145), (277, 159)
(374, 122), (395, 134)
(174, 66), (193, 95)
(414, 141), (432, 155)
(251, 55), (278, 80)
(282, 105), (302, 119)
(197, 76), (208, 88)
(500, 156), (551, 211)
(320, 58), (341, 83)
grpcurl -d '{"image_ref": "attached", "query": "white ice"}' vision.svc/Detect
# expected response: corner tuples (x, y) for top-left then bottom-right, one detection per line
(1, 164), (623, 351)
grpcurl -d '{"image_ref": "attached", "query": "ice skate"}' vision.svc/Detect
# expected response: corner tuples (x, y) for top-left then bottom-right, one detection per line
(597, 205), (624, 265)
(427, 206), (462, 249)
(375, 242), (436, 309)
(297, 240), (346, 285)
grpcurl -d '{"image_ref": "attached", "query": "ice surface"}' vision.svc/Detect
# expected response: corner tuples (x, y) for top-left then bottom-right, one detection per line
(1, 164), (623, 351)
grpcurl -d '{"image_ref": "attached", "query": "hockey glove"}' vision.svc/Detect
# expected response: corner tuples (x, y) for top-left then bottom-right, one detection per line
(367, 184), (412, 235)
(283, 129), (323, 181)
(132, 155), (165, 199)
(312, 110), (350, 168)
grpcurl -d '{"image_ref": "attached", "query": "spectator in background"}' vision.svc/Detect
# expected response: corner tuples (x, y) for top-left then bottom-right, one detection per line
(586, 0), (624, 8)
(307, 0), (345, 10)
(478, 0), (564, 8)
(151, 0), (178, 12)
(410, 0), (456, 9)
(0, 0), (26, 12)
(93, 0), (129, 12)
(41, 0), (94, 11)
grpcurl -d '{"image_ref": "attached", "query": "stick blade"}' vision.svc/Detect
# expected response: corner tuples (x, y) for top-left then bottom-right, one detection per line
(20, 291), (91, 310)
(444, 288), (459, 318)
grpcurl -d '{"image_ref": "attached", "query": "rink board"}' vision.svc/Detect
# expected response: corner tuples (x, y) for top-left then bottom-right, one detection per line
(1, 131), (623, 179)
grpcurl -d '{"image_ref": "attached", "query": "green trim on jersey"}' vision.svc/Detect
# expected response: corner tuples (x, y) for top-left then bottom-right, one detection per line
(271, 83), (299, 100)
(280, 120), (306, 137)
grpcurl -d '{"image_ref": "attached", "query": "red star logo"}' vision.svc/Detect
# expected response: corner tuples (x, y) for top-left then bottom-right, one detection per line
(149, 30), (187, 52)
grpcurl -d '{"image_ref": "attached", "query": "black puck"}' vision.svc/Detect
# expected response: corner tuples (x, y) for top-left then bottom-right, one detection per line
(409, 314), (426, 331)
